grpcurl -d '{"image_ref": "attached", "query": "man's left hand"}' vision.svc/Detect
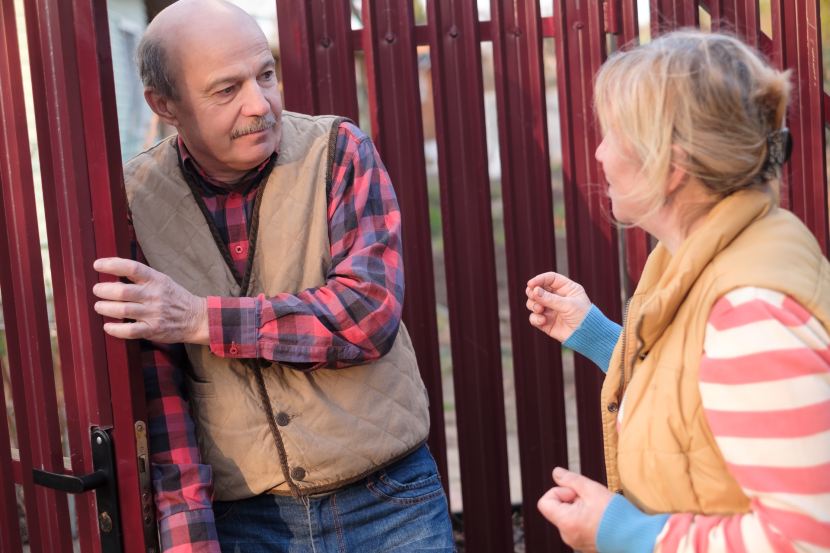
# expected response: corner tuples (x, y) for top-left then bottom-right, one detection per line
(92, 257), (209, 345)
(537, 467), (613, 553)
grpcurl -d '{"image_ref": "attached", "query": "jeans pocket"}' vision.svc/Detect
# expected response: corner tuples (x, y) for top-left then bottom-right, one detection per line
(366, 446), (444, 505)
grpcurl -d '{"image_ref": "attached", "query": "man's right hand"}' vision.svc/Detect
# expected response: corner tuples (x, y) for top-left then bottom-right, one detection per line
(92, 257), (209, 345)
(525, 272), (591, 343)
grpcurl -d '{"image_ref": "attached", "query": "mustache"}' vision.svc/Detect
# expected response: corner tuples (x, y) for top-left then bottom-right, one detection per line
(231, 115), (277, 139)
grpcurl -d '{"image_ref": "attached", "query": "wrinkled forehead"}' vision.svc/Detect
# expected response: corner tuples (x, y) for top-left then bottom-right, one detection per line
(168, 18), (271, 89)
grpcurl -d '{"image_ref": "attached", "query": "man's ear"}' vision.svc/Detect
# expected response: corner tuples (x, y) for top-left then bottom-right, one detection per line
(144, 89), (180, 127)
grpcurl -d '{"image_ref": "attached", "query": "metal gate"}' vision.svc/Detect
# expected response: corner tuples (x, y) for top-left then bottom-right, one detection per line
(1, 1), (826, 552)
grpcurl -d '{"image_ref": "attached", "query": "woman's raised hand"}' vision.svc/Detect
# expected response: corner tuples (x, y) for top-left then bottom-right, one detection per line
(526, 272), (591, 343)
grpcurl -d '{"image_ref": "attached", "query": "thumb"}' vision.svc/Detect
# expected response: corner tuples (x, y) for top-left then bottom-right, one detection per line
(552, 466), (588, 493)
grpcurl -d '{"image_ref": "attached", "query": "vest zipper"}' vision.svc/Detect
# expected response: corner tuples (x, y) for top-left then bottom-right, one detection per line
(616, 297), (646, 406)
(615, 297), (632, 403)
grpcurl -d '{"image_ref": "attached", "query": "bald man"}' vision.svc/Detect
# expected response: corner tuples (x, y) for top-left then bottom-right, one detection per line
(92, 2), (453, 551)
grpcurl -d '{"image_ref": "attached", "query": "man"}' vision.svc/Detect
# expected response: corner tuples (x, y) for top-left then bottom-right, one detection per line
(92, 1), (454, 551)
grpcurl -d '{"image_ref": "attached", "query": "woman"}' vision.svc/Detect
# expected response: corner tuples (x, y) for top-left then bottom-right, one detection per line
(526, 31), (830, 552)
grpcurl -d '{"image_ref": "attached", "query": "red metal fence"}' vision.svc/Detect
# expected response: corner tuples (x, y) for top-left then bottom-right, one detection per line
(0, 0), (827, 552)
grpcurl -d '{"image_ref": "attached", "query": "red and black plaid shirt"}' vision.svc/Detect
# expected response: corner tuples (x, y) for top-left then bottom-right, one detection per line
(138, 123), (405, 552)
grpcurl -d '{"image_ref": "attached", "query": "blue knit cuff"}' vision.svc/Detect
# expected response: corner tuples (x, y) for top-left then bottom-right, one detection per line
(563, 305), (621, 373)
(596, 494), (669, 553)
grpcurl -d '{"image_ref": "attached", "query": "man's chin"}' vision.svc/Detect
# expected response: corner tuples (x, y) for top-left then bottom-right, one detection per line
(235, 134), (277, 161)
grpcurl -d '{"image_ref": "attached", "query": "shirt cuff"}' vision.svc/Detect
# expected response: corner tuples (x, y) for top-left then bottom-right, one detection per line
(207, 296), (259, 358)
(563, 304), (621, 373)
(157, 507), (221, 553)
(596, 494), (669, 553)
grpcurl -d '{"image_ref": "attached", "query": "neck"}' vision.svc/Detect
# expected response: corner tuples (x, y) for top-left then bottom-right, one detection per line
(642, 180), (716, 255)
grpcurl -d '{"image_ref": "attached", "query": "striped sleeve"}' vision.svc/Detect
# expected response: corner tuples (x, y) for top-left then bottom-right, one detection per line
(655, 287), (830, 553)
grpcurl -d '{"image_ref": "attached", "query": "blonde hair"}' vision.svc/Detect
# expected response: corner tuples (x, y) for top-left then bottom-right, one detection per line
(594, 30), (791, 223)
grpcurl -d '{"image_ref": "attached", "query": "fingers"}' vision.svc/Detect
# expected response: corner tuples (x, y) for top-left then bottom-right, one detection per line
(102, 320), (152, 340)
(551, 486), (578, 503)
(527, 285), (566, 312)
(93, 257), (151, 283)
(525, 296), (547, 314)
(527, 271), (571, 294)
(537, 486), (574, 527)
(93, 300), (146, 320)
(92, 281), (143, 302)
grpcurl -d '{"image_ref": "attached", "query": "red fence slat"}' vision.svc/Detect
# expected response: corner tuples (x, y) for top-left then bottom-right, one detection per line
(651, 0), (699, 34)
(0, 358), (23, 552)
(553, 0), (622, 485)
(713, 0), (759, 45)
(619, 0), (640, 45)
(0, 1), (74, 550)
(18, 0), (156, 550)
(69, 1), (156, 549)
(426, 0), (513, 550)
(23, 1), (108, 548)
(779, 0), (828, 253)
(360, 0), (449, 498)
(490, 0), (568, 551)
(276, 0), (358, 122)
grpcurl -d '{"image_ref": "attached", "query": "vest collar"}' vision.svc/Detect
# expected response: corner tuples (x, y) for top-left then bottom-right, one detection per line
(634, 189), (774, 353)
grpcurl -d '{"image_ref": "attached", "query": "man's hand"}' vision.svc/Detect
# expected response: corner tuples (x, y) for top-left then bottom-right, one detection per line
(537, 467), (612, 553)
(92, 257), (209, 345)
(526, 272), (591, 343)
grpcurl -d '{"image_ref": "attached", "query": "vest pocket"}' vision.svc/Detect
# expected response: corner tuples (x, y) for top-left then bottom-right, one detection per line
(185, 374), (217, 398)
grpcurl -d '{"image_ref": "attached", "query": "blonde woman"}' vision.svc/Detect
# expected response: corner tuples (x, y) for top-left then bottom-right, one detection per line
(526, 31), (830, 552)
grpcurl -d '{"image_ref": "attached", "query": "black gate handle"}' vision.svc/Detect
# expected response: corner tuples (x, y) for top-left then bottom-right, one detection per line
(33, 467), (107, 493)
(30, 427), (123, 552)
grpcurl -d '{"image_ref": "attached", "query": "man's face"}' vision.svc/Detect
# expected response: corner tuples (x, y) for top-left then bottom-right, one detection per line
(169, 26), (282, 179)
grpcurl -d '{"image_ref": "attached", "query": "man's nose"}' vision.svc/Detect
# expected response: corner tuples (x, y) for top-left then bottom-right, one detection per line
(240, 81), (270, 117)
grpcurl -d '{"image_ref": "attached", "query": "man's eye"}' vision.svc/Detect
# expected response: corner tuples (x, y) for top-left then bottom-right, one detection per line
(218, 85), (236, 96)
(260, 70), (275, 81)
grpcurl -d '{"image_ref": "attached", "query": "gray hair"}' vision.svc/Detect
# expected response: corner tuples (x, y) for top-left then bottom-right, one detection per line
(136, 34), (178, 99)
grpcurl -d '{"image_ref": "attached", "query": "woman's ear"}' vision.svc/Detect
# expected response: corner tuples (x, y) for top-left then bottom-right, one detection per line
(666, 145), (689, 196)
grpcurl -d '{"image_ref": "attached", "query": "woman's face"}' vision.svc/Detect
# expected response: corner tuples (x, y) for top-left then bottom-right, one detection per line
(594, 128), (646, 224)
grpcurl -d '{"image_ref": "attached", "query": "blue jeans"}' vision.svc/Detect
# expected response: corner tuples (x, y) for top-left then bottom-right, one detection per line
(213, 445), (455, 552)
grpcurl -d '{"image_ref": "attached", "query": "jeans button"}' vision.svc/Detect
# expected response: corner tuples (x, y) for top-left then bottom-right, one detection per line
(276, 412), (290, 426)
(290, 466), (306, 481)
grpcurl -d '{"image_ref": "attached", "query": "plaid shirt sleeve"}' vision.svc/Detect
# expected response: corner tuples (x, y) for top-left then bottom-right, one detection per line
(132, 234), (220, 552)
(206, 122), (405, 369)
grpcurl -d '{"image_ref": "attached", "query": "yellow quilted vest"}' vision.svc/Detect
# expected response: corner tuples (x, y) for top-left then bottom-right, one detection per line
(124, 112), (430, 500)
(601, 189), (830, 514)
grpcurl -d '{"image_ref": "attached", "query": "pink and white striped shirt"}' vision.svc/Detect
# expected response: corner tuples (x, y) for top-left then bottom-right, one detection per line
(655, 287), (830, 552)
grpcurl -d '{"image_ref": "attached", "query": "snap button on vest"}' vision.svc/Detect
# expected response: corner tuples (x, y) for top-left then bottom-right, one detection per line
(607, 402), (619, 413)
(276, 412), (290, 426)
(290, 467), (306, 481)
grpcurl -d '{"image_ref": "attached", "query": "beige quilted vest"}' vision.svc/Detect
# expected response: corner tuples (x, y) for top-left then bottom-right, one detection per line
(600, 189), (830, 515)
(124, 112), (430, 500)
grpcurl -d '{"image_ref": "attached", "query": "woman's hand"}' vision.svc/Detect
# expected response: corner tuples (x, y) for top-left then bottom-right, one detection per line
(537, 467), (613, 553)
(526, 272), (591, 342)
